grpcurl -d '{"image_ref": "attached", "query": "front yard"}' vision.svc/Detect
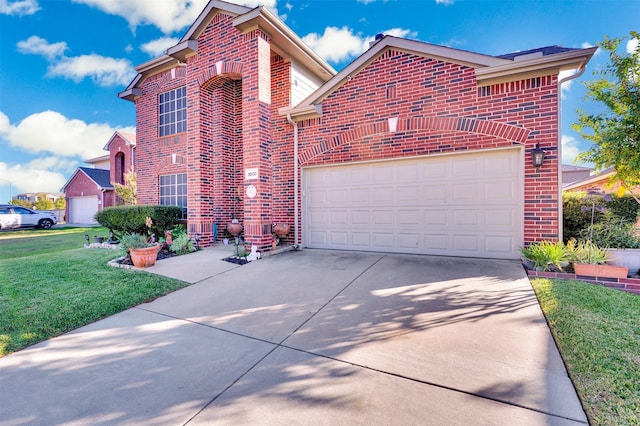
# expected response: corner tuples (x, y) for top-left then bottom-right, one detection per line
(531, 278), (640, 425)
(0, 227), (188, 356)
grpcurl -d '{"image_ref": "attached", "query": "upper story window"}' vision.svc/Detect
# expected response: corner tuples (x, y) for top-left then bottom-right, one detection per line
(159, 86), (187, 137)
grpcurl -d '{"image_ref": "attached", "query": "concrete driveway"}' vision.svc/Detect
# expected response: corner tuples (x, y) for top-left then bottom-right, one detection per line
(0, 248), (587, 425)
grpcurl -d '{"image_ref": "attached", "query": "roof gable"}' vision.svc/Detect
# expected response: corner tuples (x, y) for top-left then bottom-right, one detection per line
(61, 167), (113, 193)
(282, 36), (597, 120)
(103, 131), (136, 151)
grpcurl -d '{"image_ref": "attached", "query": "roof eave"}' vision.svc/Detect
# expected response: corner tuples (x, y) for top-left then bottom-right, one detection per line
(167, 40), (199, 62)
(232, 6), (336, 81)
(476, 46), (598, 83)
(278, 104), (322, 121)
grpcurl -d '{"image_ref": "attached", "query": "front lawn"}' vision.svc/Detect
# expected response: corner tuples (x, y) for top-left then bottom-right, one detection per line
(531, 278), (640, 425)
(0, 227), (188, 356)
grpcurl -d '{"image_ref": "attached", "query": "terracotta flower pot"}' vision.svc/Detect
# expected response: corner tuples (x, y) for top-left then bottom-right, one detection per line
(573, 263), (628, 279)
(273, 223), (290, 238)
(227, 222), (243, 236)
(129, 245), (159, 268)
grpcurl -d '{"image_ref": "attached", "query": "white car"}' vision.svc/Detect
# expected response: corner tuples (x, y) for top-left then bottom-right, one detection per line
(0, 204), (58, 230)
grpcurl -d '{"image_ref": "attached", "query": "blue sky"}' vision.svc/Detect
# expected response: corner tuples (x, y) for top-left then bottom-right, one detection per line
(0, 0), (638, 203)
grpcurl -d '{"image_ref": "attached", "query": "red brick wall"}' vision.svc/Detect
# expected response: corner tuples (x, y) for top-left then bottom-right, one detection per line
(134, 12), (289, 248)
(108, 134), (134, 185)
(297, 49), (560, 243)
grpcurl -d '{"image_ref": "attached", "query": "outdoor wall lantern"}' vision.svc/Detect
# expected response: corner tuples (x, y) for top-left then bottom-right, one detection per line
(531, 143), (546, 168)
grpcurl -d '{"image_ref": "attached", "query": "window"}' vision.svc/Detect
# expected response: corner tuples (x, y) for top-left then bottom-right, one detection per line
(159, 86), (187, 137)
(159, 173), (187, 219)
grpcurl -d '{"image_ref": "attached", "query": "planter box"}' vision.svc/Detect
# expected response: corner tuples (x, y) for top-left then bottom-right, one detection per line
(606, 249), (640, 275)
(573, 263), (628, 279)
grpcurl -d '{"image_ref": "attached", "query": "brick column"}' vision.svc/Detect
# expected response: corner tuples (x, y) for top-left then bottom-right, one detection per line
(242, 32), (273, 249)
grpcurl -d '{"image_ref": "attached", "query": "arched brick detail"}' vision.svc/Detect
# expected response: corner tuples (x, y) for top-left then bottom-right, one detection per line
(299, 116), (531, 164)
(154, 154), (187, 174)
(196, 61), (244, 87)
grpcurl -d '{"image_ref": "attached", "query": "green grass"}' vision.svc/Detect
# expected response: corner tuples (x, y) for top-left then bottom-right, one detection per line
(0, 227), (188, 356)
(531, 278), (640, 425)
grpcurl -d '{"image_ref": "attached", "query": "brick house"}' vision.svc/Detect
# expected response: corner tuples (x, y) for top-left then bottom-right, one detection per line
(61, 131), (135, 223)
(119, 0), (595, 259)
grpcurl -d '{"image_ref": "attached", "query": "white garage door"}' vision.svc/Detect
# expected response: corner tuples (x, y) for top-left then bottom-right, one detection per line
(69, 197), (99, 224)
(303, 148), (523, 259)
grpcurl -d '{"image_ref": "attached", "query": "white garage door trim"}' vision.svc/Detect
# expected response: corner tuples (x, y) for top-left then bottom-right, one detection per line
(302, 147), (524, 259)
(69, 196), (99, 224)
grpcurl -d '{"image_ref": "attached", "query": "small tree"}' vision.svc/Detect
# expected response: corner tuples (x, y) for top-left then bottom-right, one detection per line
(573, 31), (640, 203)
(114, 171), (137, 205)
(54, 197), (66, 209)
(33, 195), (54, 211)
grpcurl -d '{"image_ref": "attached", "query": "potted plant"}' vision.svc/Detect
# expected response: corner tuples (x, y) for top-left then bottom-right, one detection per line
(120, 233), (159, 268)
(579, 216), (640, 275)
(119, 216), (159, 268)
(570, 240), (628, 278)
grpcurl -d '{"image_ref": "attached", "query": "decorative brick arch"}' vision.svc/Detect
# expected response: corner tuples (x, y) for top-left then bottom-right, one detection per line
(196, 61), (244, 88)
(299, 116), (531, 164)
(154, 154), (187, 174)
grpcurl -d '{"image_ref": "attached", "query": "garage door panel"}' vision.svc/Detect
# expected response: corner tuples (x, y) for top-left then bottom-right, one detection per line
(304, 149), (523, 259)
(330, 211), (348, 225)
(69, 197), (98, 224)
(351, 188), (369, 203)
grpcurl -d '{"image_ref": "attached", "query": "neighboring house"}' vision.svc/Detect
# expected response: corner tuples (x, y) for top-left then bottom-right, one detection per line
(118, 0), (595, 259)
(562, 164), (592, 187)
(13, 192), (64, 203)
(61, 131), (135, 224)
(563, 167), (640, 196)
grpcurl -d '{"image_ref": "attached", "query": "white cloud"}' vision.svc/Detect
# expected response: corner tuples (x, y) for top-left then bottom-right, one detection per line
(558, 69), (575, 98)
(141, 37), (179, 57)
(561, 135), (583, 165)
(72, 0), (279, 34)
(0, 0), (39, 16)
(0, 110), (135, 159)
(436, 0), (454, 4)
(0, 161), (69, 195)
(17, 35), (67, 60)
(627, 38), (638, 54)
(302, 26), (417, 64)
(47, 54), (135, 87)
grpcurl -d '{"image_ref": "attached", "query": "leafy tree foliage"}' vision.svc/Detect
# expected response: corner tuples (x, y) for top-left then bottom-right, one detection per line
(114, 171), (137, 205)
(33, 196), (54, 211)
(573, 31), (640, 202)
(54, 197), (66, 209)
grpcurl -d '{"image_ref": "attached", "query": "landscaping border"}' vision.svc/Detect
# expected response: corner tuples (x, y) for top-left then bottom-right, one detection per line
(526, 269), (640, 295)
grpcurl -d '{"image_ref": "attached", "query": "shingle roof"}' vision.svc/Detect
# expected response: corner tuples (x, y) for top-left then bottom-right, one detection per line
(497, 46), (580, 60)
(79, 167), (113, 189)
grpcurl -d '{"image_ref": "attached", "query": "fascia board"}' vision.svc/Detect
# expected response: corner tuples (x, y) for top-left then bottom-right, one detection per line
(476, 47), (598, 82)
(233, 7), (335, 81)
(278, 104), (322, 121)
(118, 88), (142, 102)
(167, 40), (198, 62)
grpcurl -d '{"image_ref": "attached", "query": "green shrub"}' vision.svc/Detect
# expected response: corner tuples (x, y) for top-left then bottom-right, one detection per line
(95, 205), (182, 238)
(520, 241), (571, 271)
(170, 233), (195, 255)
(578, 215), (640, 248)
(606, 195), (640, 224)
(569, 240), (609, 264)
(562, 192), (607, 242)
